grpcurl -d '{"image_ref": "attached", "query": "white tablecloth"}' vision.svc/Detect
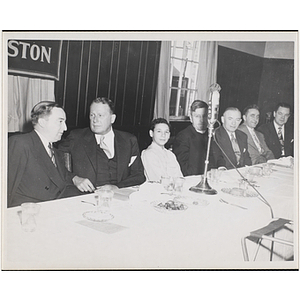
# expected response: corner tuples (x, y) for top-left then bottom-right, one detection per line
(2, 162), (297, 270)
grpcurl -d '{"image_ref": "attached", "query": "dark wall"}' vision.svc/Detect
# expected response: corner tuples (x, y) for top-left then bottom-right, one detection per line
(217, 46), (264, 116)
(217, 45), (294, 126)
(257, 58), (294, 125)
(55, 40), (161, 151)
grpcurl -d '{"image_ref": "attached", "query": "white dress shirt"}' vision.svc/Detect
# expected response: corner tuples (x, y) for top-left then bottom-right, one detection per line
(95, 128), (115, 158)
(247, 125), (263, 153)
(141, 142), (183, 182)
(273, 121), (285, 140)
(34, 129), (52, 157)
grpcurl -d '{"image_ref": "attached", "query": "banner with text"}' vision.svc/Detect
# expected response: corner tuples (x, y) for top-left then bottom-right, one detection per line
(8, 40), (62, 80)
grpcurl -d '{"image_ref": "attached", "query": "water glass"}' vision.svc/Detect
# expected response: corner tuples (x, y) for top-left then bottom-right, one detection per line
(95, 185), (114, 213)
(248, 166), (263, 176)
(161, 176), (174, 192)
(21, 203), (41, 232)
(262, 163), (272, 176)
(239, 179), (249, 190)
(174, 177), (185, 193)
(210, 169), (219, 183)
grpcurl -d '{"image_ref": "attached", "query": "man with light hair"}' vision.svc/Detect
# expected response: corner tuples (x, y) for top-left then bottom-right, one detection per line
(58, 97), (145, 192)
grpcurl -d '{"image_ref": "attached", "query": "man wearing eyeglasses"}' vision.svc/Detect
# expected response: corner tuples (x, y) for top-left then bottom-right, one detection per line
(173, 100), (215, 176)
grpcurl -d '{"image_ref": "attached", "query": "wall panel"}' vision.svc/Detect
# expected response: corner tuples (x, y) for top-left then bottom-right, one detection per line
(55, 40), (161, 150)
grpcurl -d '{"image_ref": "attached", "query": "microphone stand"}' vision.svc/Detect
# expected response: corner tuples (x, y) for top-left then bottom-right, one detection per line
(189, 120), (217, 195)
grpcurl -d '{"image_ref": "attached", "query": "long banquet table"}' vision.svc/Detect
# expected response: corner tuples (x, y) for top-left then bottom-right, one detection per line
(2, 159), (297, 270)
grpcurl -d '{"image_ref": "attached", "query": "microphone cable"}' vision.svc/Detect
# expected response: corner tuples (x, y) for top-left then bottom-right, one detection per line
(212, 126), (274, 219)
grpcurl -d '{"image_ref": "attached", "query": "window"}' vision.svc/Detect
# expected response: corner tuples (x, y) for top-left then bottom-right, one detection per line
(169, 41), (201, 120)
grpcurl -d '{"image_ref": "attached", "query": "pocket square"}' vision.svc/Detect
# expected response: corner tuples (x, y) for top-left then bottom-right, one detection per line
(290, 139), (294, 143)
(243, 148), (246, 153)
(128, 156), (137, 167)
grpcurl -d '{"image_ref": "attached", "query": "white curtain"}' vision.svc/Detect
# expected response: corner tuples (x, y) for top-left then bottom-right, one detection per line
(196, 41), (218, 103)
(153, 41), (171, 121)
(154, 41), (218, 120)
(8, 75), (55, 132)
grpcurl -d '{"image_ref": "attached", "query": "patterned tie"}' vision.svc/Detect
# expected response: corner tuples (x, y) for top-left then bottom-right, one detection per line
(48, 143), (57, 167)
(230, 133), (241, 165)
(250, 128), (263, 154)
(277, 126), (285, 156)
(99, 136), (112, 159)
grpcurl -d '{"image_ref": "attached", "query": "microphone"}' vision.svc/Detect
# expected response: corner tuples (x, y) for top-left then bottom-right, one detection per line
(189, 83), (221, 195)
(207, 83), (221, 126)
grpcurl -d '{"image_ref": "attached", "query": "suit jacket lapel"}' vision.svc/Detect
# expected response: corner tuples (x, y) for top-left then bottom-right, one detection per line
(114, 131), (128, 182)
(31, 131), (65, 190)
(54, 149), (67, 180)
(244, 126), (256, 149)
(256, 129), (265, 145)
(240, 124), (258, 152)
(236, 130), (247, 157)
(218, 126), (237, 165)
(82, 129), (98, 173)
(270, 122), (281, 148)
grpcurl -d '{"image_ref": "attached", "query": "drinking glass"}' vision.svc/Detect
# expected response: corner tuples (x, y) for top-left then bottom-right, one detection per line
(262, 163), (272, 176)
(239, 179), (249, 190)
(95, 185), (114, 213)
(210, 169), (220, 183)
(21, 203), (41, 232)
(161, 176), (174, 192)
(173, 177), (185, 193)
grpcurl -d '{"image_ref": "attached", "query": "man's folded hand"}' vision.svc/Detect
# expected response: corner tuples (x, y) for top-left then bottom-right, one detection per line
(72, 176), (95, 193)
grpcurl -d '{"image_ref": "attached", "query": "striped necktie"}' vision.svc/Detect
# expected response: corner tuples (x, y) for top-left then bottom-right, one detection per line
(230, 133), (241, 164)
(48, 143), (57, 167)
(277, 126), (285, 156)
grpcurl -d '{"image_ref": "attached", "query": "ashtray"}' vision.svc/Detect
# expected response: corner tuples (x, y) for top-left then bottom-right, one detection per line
(83, 211), (114, 222)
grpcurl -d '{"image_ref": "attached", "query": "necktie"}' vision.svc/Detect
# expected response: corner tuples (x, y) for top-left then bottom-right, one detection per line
(250, 129), (263, 154)
(99, 136), (112, 159)
(230, 133), (241, 165)
(48, 143), (57, 167)
(277, 126), (285, 156)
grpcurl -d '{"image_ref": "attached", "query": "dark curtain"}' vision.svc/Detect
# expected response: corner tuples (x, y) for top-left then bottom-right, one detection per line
(55, 40), (161, 151)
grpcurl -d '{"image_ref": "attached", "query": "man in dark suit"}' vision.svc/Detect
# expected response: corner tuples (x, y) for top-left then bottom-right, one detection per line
(8, 101), (78, 208)
(257, 102), (293, 159)
(173, 100), (215, 176)
(58, 97), (145, 193)
(212, 107), (252, 169)
(238, 104), (274, 165)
